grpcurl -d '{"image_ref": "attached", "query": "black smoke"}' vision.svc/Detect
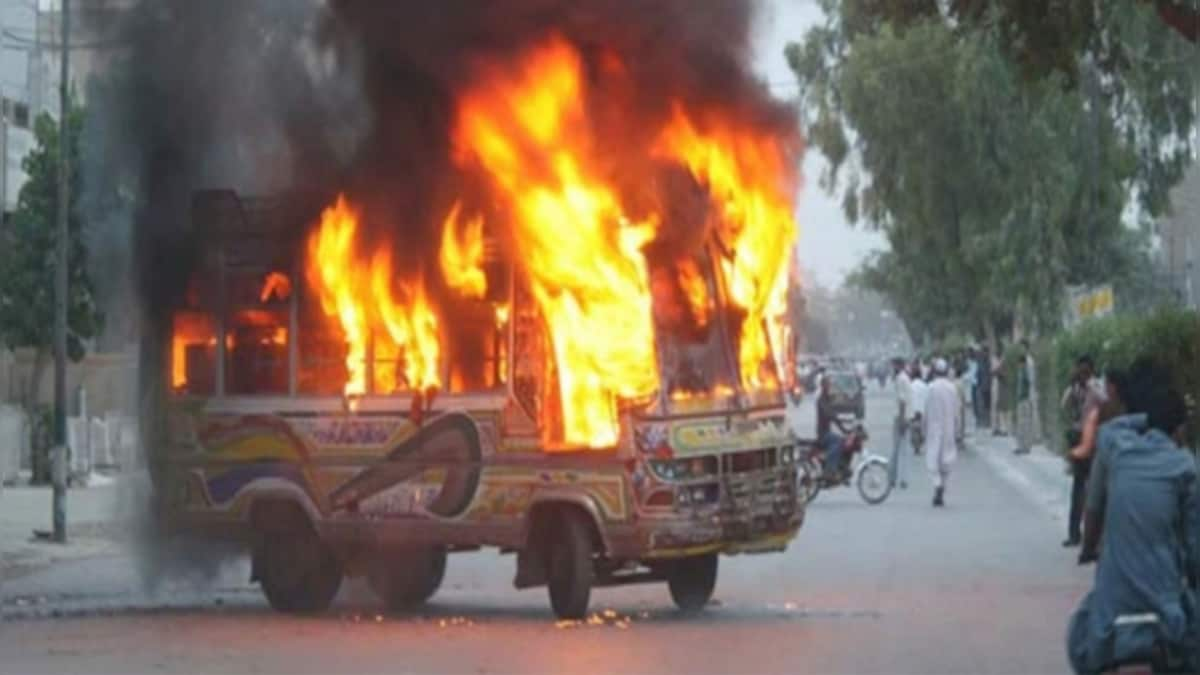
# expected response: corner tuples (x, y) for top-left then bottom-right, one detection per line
(87, 0), (796, 316)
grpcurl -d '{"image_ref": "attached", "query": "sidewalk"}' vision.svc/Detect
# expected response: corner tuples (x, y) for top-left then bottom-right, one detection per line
(0, 475), (130, 583)
(970, 429), (1072, 525)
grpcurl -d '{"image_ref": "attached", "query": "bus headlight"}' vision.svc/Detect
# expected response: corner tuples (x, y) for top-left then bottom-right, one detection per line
(780, 445), (795, 465)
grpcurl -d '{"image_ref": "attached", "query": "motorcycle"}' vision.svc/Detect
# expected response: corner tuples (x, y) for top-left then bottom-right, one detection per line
(797, 423), (893, 505)
(1092, 612), (1192, 674)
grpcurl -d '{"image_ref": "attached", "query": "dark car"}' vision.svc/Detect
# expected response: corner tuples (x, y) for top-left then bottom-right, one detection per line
(824, 370), (865, 420)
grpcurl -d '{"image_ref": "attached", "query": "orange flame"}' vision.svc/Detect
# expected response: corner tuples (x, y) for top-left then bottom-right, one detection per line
(453, 36), (659, 448)
(297, 36), (800, 446)
(171, 313), (214, 391)
(439, 201), (488, 298)
(676, 259), (711, 329)
(656, 104), (798, 389)
(260, 272), (292, 303)
(306, 195), (442, 399)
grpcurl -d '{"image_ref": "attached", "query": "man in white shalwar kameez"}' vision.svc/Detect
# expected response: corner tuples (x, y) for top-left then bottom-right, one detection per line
(924, 359), (961, 507)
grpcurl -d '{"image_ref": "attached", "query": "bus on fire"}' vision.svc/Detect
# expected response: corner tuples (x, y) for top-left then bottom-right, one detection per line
(147, 185), (806, 620)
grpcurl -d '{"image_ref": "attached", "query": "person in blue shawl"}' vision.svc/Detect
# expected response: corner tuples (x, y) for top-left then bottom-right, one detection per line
(1067, 360), (1198, 674)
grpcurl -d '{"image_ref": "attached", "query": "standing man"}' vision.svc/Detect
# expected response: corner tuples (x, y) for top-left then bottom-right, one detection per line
(991, 343), (1009, 436)
(909, 361), (929, 456)
(965, 347), (980, 430)
(890, 357), (912, 489)
(925, 359), (961, 507)
(975, 347), (991, 429)
(954, 360), (971, 449)
(1060, 355), (1106, 547)
(1014, 340), (1036, 455)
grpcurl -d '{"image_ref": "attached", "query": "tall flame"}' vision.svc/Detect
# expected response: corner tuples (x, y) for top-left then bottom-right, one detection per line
(306, 195), (443, 399)
(299, 35), (800, 447)
(656, 104), (797, 389)
(453, 37), (659, 448)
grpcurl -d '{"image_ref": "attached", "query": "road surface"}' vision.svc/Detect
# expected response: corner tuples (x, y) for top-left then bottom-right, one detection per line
(0, 387), (1091, 674)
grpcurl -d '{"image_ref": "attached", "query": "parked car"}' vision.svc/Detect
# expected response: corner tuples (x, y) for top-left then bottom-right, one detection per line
(824, 370), (865, 420)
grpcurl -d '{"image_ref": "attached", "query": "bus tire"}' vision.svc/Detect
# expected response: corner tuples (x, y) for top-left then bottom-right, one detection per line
(256, 528), (342, 614)
(546, 509), (594, 620)
(368, 546), (448, 610)
(668, 553), (718, 613)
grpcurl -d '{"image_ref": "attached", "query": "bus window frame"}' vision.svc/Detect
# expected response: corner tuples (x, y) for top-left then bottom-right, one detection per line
(173, 243), (517, 405)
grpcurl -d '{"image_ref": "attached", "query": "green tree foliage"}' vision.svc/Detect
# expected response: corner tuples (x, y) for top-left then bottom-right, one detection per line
(0, 102), (103, 406)
(802, 0), (1198, 218)
(789, 2), (1195, 344)
(1037, 309), (1200, 451)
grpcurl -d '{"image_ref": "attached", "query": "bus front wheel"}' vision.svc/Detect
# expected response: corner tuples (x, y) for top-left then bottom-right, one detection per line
(667, 553), (718, 613)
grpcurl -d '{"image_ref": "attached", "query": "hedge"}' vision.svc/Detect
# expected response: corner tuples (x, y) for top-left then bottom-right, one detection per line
(1036, 308), (1200, 453)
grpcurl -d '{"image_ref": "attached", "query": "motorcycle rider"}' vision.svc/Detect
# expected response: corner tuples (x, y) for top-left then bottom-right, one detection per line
(817, 375), (855, 480)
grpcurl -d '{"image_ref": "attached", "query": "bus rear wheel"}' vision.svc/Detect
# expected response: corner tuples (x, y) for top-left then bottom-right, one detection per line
(255, 528), (342, 614)
(368, 546), (448, 611)
(667, 553), (718, 613)
(546, 510), (595, 620)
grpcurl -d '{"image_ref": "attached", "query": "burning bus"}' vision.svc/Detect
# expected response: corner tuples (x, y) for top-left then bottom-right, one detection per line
(148, 36), (805, 619)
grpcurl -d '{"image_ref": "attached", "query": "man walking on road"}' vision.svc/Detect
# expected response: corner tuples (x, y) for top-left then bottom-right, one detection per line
(909, 361), (929, 456)
(925, 359), (961, 507)
(975, 346), (992, 429)
(890, 357), (912, 489)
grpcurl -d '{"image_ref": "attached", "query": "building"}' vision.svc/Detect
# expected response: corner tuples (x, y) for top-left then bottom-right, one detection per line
(0, 0), (130, 214)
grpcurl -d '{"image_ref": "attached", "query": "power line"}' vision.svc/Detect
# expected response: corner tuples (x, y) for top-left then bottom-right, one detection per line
(1, 28), (125, 50)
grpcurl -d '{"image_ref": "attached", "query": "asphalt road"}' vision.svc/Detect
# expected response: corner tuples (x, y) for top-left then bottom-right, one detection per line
(0, 388), (1091, 674)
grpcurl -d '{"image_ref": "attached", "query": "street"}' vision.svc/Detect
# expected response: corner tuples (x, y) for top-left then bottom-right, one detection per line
(0, 0), (1193, 672)
(0, 388), (1092, 674)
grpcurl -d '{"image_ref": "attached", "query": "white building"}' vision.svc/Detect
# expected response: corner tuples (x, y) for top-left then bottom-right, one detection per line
(0, 0), (129, 213)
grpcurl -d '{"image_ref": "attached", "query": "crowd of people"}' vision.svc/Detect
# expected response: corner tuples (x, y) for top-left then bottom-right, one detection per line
(812, 343), (1197, 671)
(878, 348), (1197, 671)
(878, 341), (1051, 500)
(886, 355), (965, 507)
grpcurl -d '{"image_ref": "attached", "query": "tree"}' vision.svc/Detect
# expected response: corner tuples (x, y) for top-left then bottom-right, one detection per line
(789, 4), (1192, 347)
(0, 102), (103, 480)
(808, 1), (1197, 220)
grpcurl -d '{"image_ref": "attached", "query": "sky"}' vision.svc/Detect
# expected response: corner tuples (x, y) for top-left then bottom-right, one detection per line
(750, 0), (885, 288)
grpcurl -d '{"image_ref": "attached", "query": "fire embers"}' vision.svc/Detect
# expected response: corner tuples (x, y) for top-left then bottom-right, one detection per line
(305, 33), (800, 449)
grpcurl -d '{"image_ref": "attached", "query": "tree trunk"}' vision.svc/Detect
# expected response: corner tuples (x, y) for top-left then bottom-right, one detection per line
(982, 319), (998, 356)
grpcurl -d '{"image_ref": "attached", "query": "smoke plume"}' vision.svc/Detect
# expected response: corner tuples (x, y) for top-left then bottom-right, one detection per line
(83, 0), (797, 584)
(88, 0), (794, 315)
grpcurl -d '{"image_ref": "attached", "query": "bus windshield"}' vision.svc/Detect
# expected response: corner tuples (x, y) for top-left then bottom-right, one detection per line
(650, 252), (740, 414)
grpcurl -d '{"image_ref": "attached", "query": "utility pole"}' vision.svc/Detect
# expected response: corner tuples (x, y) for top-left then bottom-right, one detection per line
(51, 0), (71, 544)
